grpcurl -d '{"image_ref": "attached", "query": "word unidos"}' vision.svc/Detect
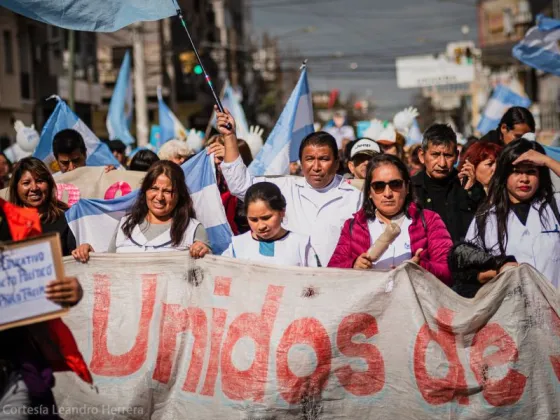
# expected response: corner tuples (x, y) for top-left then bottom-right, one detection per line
(88, 274), (560, 408)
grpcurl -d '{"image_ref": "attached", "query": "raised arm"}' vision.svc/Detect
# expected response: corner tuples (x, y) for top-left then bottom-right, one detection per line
(212, 107), (255, 200)
(513, 149), (560, 178)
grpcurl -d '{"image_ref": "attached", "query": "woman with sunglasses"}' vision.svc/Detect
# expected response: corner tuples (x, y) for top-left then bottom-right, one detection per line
(328, 154), (453, 284)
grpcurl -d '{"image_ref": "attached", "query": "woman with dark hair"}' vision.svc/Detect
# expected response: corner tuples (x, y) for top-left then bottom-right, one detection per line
(105, 161), (210, 256)
(328, 154), (453, 284)
(458, 142), (503, 193)
(9, 157), (94, 258)
(0, 151), (12, 188)
(481, 106), (535, 146)
(222, 182), (317, 266)
(459, 139), (560, 290)
(129, 149), (160, 171)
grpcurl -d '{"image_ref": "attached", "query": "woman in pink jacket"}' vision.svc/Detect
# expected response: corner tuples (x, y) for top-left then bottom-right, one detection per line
(328, 154), (453, 285)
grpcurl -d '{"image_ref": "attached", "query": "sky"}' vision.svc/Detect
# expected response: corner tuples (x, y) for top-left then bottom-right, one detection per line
(250, 0), (478, 119)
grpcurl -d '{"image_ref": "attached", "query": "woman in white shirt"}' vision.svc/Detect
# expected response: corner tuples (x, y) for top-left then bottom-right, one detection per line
(465, 139), (560, 288)
(73, 161), (211, 260)
(222, 182), (317, 267)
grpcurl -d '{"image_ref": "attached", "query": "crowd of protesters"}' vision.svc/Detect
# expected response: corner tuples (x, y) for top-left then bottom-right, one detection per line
(1, 104), (560, 418)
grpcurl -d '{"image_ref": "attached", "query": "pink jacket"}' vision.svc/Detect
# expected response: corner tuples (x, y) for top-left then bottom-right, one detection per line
(327, 202), (453, 285)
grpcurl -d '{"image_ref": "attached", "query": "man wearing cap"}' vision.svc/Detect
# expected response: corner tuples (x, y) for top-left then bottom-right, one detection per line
(324, 110), (356, 151)
(347, 138), (381, 179)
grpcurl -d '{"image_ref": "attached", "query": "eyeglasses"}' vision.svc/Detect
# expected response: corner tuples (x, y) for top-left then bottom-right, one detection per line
(370, 179), (405, 194)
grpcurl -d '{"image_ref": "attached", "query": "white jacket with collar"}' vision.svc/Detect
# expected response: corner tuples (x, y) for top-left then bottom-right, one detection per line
(466, 194), (560, 288)
(114, 217), (201, 253)
(221, 156), (362, 266)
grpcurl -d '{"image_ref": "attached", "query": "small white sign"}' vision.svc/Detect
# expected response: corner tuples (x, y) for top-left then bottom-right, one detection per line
(0, 235), (65, 330)
(396, 54), (475, 89)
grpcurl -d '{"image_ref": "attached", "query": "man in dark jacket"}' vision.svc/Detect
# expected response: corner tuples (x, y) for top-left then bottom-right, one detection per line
(413, 124), (485, 243)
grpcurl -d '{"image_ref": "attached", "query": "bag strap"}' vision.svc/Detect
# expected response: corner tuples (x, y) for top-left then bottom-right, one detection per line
(549, 196), (560, 226)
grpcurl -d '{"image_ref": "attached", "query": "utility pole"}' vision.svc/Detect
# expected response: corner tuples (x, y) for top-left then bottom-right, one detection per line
(68, 30), (75, 111)
(132, 22), (149, 147)
(161, 19), (177, 111)
(212, 0), (228, 85)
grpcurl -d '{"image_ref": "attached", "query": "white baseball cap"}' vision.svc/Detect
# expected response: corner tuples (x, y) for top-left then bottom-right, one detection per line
(350, 139), (381, 159)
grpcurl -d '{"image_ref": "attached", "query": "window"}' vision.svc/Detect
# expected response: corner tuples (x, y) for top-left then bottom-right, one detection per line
(3, 31), (14, 74)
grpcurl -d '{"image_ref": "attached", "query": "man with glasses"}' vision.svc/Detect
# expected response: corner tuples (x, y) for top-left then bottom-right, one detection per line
(412, 124), (485, 243)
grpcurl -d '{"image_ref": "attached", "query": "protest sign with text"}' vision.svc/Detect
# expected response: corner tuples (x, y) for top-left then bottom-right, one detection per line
(0, 233), (66, 331)
(53, 254), (560, 419)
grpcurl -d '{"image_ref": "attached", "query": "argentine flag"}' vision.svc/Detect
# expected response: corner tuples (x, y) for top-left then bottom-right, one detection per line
(407, 119), (423, 144)
(33, 97), (119, 169)
(107, 50), (135, 146)
(158, 86), (187, 144)
(211, 80), (250, 139)
(249, 67), (314, 176)
(3, 0), (175, 32)
(477, 85), (531, 136)
(66, 151), (233, 254)
(513, 15), (560, 77)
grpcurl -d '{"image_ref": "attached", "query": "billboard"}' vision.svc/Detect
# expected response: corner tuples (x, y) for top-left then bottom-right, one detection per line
(396, 54), (475, 89)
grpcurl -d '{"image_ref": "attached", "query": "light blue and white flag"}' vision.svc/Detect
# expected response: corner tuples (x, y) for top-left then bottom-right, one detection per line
(513, 15), (560, 77)
(477, 85), (532, 135)
(107, 50), (135, 146)
(3, 0), (175, 32)
(249, 67), (314, 176)
(211, 80), (250, 139)
(158, 86), (187, 143)
(33, 96), (119, 169)
(544, 145), (560, 162)
(66, 151), (233, 254)
(407, 119), (423, 144)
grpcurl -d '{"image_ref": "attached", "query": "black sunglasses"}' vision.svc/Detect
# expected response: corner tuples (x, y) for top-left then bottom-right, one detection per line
(370, 179), (405, 194)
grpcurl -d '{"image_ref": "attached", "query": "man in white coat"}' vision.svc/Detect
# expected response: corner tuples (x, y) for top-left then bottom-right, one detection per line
(210, 109), (362, 266)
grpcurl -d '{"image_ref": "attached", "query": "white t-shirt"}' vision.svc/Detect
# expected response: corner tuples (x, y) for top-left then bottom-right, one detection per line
(367, 216), (412, 269)
(222, 231), (317, 267)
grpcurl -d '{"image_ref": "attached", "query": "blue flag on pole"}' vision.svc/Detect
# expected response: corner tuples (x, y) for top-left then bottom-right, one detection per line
(249, 68), (314, 176)
(513, 15), (560, 77)
(158, 87), (187, 143)
(211, 81), (250, 139)
(107, 50), (135, 146)
(66, 151), (233, 254)
(3, 0), (175, 32)
(477, 85), (531, 135)
(33, 97), (119, 170)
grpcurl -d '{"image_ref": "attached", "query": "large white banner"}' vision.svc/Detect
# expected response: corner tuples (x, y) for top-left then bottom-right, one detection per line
(53, 254), (560, 419)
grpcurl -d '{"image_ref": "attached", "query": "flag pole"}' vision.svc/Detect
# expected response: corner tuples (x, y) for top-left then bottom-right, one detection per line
(172, 1), (232, 129)
(204, 82), (227, 141)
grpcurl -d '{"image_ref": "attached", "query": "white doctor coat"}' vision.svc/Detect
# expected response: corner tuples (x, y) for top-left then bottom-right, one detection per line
(220, 156), (362, 266)
(465, 195), (560, 288)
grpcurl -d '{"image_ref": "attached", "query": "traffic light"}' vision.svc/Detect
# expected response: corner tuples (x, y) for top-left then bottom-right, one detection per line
(179, 51), (196, 74)
(193, 64), (203, 75)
